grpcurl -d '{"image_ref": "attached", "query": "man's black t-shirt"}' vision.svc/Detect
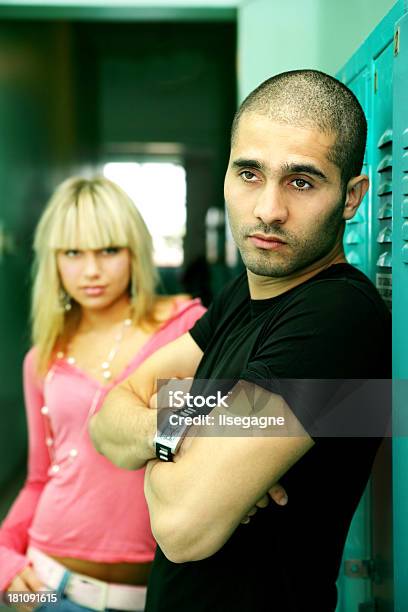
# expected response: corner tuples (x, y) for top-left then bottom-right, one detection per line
(145, 263), (391, 612)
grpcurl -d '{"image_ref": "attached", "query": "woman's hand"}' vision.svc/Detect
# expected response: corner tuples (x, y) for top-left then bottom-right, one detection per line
(6, 566), (45, 612)
(149, 392), (158, 409)
(241, 483), (288, 524)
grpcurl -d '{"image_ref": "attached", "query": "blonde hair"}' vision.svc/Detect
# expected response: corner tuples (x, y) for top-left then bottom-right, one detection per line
(32, 176), (160, 373)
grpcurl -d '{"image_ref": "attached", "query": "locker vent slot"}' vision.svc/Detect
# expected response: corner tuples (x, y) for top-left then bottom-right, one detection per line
(377, 181), (392, 196)
(377, 154), (393, 172)
(345, 230), (362, 245)
(377, 252), (392, 267)
(376, 127), (392, 309)
(378, 200), (392, 219)
(346, 252), (361, 265)
(402, 129), (408, 268)
(377, 226), (393, 243)
(376, 273), (392, 309)
(348, 210), (364, 224)
(403, 127), (408, 149)
(402, 150), (408, 171)
(377, 128), (393, 148)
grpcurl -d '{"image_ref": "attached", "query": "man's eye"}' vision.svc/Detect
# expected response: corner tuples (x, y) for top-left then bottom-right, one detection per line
(240, 171), (258, 182)
(290, 178), (312, 191)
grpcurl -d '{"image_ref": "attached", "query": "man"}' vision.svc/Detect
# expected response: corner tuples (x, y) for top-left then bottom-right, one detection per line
(90, 70), (390, 611)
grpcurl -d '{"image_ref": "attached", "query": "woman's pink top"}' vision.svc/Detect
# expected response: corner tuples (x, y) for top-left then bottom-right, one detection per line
(0, 298), (205, 591)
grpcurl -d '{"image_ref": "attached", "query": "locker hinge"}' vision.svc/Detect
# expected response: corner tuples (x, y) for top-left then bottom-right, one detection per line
(344, 558), (376, 579)
(394, 26), (400, 56)
(374, 70), (378, 93)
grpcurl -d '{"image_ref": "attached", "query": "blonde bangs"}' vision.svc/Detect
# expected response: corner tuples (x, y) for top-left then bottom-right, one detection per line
(48, 188), (130, 251)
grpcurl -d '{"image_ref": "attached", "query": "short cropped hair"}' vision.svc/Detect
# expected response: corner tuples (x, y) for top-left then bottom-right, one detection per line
(231, 70), (367, 186)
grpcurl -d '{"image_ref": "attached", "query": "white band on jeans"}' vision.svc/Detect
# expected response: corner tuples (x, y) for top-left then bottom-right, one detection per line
(27, 547), (147, 612)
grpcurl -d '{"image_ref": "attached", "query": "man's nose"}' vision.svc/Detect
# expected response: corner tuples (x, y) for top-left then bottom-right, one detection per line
(83, 252), (101, 277)
(253, 184), (288, 226)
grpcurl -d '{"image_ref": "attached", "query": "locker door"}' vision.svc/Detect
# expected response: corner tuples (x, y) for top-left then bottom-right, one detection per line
(344, 69), (371, 276)
(372, 43), (394, 309)
(368, 41), (394, 612)
(336, 5), (402, 607)
(336, 68), (373, 612)
(391, 12), (408, 612)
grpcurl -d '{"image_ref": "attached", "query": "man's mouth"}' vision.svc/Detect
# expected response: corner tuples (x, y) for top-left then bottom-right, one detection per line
(248, 234), (287, 250)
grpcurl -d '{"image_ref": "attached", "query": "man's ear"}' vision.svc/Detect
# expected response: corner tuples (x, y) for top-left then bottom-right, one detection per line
(343, 175), (369, 221)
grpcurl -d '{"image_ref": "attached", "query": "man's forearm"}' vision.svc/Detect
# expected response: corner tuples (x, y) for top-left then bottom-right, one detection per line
(89, 384), (157, 470)
(89, 333), (203, 470)
(144, 455), (204, 563)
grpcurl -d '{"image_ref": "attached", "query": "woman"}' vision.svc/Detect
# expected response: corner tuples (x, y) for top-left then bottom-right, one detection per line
(0, 176), (205, 611)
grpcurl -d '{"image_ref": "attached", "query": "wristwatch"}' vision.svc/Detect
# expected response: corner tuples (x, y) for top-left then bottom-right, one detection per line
(153, 408), (191, 462)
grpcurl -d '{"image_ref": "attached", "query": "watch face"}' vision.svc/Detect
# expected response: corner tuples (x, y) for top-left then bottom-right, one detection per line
(156, 405), (189, 439)
(155, 437), (177, 454)
(155, 406), (192, 460)
(161, 420), (187, 440)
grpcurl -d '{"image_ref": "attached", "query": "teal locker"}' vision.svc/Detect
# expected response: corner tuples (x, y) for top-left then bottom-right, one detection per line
(343, 69), (371, 276)
(391, 10), (408, 612)
(336, 3), (404, 610)
(337, 5), (399, 293)
(336, 66), (373, 612)
(372, 43), (394, 310)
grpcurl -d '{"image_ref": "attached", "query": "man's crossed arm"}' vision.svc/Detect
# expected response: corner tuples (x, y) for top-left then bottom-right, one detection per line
(89, 333), (202, 470)
(89, 332), (314, 563)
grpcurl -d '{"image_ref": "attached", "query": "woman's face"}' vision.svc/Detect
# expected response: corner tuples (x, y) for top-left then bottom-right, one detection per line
(57, 247), (132, 311)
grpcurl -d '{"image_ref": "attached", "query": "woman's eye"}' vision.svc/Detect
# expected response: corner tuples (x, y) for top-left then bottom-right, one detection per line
(291, 178), (312, 191)
(101, 247), (120, 255)
(240, 170), (258, 182)
(64, 249), (80, 257)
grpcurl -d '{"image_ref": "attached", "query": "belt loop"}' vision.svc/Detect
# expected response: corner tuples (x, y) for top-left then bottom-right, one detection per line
(57, 569), (72, 597)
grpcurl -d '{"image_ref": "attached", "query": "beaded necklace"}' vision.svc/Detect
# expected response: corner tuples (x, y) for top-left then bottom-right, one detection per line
(40, 318), (132, 475)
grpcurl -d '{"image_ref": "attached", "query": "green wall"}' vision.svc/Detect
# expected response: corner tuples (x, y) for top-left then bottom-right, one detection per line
(76, 21), (236, 186)
(0, 21), (77, 487)
(72, 20), (236, 282)
(237, 0), (397, 100)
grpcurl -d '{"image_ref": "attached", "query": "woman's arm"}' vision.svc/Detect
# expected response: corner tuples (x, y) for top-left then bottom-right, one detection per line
(0, 349), (50, 591)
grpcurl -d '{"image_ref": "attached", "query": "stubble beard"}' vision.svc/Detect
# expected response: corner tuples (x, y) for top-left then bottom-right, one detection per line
(230, 200), (345, 278)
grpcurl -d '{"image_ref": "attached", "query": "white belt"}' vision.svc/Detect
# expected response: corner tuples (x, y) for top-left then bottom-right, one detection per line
(27, 547), (146, 612)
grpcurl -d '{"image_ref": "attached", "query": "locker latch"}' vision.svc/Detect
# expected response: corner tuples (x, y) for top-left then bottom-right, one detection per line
(344, 559), (375, 579)
(394, 25), (400, 56)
